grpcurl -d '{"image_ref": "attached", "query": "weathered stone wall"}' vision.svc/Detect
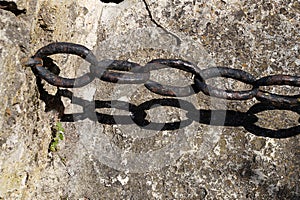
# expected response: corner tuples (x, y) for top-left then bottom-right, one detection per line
(0, 0), (299, 199)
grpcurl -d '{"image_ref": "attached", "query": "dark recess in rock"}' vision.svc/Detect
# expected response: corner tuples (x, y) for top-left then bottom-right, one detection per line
(100, 0), (124, 4)
(0, 1), (26, 16)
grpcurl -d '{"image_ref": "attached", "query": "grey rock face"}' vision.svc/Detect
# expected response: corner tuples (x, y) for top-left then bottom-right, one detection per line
(0, 0), (299, 199)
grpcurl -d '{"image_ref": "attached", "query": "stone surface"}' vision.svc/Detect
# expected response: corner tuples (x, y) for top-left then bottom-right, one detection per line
(0, 0), (299, 199)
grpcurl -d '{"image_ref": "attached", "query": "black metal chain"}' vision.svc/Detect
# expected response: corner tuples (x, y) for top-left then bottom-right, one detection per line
(24, 42), (300, 106)
(23, 42), (300, 138)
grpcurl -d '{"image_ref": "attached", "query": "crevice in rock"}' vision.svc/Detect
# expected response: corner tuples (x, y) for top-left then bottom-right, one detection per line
(100, 0), (124, 4)
(142, 0), (182, 46)
(0, 1), (26, 16)
(32, 57), (65, 118)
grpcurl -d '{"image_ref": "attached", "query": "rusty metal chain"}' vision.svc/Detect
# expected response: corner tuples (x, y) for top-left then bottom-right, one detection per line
(25, 42), (300, 106)
(24, 42), (300, 138)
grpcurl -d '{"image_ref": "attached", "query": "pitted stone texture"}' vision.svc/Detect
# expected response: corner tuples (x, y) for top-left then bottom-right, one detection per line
(0, 0), (299, 199)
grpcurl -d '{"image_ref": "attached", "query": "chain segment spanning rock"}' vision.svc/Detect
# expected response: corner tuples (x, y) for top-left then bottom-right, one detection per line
(24, 42), (300, 138)
(25, 42), (300, 106)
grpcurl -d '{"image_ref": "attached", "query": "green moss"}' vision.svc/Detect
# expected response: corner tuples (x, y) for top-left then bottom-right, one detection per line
(49, 122), (65, 152)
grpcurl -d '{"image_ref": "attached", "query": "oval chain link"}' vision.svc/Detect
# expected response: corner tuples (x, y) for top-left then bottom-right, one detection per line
(24, 42), (300, 106)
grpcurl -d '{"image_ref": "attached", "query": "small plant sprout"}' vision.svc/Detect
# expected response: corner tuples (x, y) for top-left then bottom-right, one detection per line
(49, 122), (65, 152)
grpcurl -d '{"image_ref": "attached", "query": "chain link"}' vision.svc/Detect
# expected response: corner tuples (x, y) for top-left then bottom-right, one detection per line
(24, 42), (300, 106)
(24, 42), (300, 138)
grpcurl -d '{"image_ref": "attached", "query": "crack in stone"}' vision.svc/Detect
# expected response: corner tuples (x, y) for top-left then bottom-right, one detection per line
(142, 0), (182, 46)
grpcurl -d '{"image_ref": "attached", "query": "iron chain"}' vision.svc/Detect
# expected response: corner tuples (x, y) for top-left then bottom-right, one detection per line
(24, 42), (300, 138)
(25, 42), (300, 106)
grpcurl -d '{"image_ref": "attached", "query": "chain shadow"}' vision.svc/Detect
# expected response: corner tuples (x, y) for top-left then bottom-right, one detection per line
(53, 89), (299, 139)
(33, 58), (300, 139)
